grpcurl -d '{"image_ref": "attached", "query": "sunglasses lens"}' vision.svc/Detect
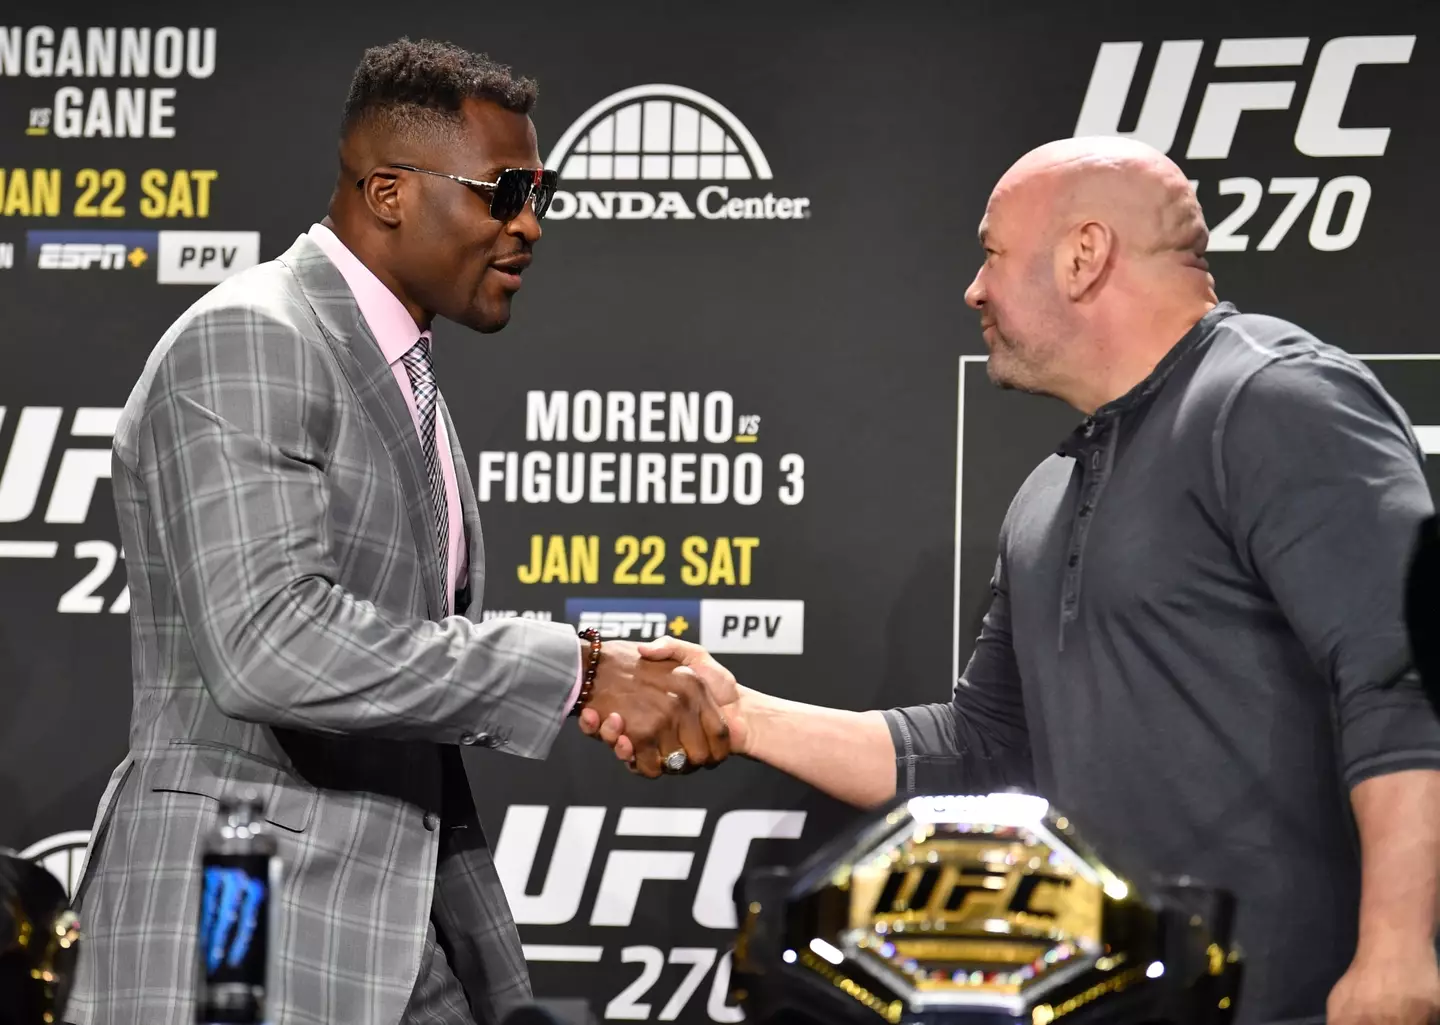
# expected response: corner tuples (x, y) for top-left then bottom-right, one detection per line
(489, 170), (528, 222)
(488, 169), (560, 221)
(532, 171), (558, 219)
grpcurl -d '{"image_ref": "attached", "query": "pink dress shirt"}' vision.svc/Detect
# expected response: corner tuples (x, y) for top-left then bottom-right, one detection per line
(308, 224), (584, 710)
(308, 223), (466, 601)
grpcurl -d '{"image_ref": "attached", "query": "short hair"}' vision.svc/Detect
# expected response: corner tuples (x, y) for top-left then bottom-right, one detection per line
(340, 37), (537, 139)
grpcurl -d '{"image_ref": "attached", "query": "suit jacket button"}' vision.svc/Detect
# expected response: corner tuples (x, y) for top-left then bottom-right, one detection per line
(460, 732), (478, 745)
(481, 734), (502, 748)
(423, 812), (439, 831)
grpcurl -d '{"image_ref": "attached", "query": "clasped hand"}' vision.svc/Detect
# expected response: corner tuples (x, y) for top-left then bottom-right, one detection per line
(574, 638), (734, 778)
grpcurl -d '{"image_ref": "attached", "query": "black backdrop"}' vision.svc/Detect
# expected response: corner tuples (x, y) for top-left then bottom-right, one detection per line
(2, 2), (1437, 1021)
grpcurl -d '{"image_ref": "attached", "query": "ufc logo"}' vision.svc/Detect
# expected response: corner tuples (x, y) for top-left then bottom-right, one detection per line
(494, 805), (806, 930)
(0, 407), (119, 524)
(1075, 35), (1416, 159)
(870, 865), (1071, 921)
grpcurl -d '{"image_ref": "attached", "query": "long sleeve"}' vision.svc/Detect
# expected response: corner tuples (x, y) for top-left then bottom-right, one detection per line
(883, 544), (1034, 796)
(1219, 352), (1440, 786)
(138, 306), (581, 756)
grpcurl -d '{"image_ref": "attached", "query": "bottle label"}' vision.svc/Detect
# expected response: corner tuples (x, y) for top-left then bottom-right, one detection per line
(198, 851), (271, 1020)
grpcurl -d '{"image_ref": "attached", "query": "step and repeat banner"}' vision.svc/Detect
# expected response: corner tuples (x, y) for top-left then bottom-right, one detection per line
(1, 2), (1435, 1022)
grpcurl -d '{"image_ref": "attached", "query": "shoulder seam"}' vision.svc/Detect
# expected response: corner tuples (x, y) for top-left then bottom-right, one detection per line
(1210, 321), (1312, 516)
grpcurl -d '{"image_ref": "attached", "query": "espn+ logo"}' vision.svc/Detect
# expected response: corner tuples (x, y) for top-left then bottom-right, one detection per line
(1075, 35), (1415, 253)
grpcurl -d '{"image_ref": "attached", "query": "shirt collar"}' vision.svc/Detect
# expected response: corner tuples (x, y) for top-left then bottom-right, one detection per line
(307, 222), (429, 365)
(1057, 301), (1238, 457)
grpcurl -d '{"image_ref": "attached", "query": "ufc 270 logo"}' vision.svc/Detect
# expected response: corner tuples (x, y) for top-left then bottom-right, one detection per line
(1076, 35), (1416, 252)
(496, 805), (806, 1022)
(0, 405), (127, 614)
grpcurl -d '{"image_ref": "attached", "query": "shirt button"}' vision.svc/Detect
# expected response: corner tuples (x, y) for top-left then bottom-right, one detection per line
(423, 812), (439, 831)
(1079, 504), (1092, 517)
(1091, 452), (1102, 470)
(1068, 553), (1079, 567)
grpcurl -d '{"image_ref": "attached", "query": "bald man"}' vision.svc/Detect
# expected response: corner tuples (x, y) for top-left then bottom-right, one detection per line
(588, 137), (1440, 1024)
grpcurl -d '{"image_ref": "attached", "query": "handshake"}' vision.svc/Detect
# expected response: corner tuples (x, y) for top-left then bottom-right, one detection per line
(570, 636), (745, 778)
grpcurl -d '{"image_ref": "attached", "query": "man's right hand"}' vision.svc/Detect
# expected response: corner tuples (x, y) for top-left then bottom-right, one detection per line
(580, 637), (902, 808)
(580, 638), (749, 768)
(579, 639), (732, 778)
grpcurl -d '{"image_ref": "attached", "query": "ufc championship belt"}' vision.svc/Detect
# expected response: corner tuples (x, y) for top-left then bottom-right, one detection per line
(731, 793), (1242, 1025)
(0, 850), (80, 1025)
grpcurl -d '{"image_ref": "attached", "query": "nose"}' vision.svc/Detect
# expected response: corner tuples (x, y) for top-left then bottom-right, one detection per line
(964, 267), (986, 311)
(507, 200), (542, 245)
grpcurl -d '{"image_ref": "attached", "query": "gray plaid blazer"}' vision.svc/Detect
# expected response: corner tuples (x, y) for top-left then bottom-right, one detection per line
(66, 233), (580, 1025)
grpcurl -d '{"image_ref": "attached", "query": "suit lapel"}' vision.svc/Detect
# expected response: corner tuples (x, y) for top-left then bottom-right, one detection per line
(437, 394), (486, 622)
(279, 234), (446, 621)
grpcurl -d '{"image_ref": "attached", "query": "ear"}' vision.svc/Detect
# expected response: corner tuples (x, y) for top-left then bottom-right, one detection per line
(361, 171), (404, 228)
(1062, 220), (1114, 300)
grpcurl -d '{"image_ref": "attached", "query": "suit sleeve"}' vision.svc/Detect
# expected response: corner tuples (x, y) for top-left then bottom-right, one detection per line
(1219, 353), (1440, 787)
(138, 305), (580, 757)
(882, 542), (1034, 796)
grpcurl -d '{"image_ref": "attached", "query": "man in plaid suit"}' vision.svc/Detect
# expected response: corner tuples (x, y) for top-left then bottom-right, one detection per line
(66, 39), (731, 1025)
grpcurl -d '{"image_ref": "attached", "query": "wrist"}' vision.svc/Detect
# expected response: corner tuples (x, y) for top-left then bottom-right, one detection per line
(568, 629), (602, 717)
(1353, 923), (1439, 966)
(732, 684), (770, 758)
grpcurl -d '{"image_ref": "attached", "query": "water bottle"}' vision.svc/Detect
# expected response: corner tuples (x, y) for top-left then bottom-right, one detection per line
(196, 791), (278, 1024)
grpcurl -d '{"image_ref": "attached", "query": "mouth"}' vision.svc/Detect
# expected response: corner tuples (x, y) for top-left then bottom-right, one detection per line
(489, 254), (532, 292)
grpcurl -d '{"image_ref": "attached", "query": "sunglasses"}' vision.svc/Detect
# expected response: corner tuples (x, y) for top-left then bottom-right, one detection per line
(357, 163), (558, 221)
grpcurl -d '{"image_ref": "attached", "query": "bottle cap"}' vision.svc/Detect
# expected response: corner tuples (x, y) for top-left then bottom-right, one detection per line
(218, 788), (266, 829)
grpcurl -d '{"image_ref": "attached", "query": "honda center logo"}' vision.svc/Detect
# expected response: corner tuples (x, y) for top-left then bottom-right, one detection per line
(544, 84), (811, 221)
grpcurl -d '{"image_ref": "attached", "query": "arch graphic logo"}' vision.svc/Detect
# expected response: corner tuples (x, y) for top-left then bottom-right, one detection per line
(544, 85), (811, 222)
(20, 829), (91, 898)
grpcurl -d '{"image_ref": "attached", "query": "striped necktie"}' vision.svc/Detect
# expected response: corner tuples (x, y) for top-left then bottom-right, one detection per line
(399, 336), (449, 616)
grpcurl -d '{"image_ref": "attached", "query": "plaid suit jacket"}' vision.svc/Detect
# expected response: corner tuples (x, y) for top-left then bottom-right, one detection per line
(66, 234), (580, 1025)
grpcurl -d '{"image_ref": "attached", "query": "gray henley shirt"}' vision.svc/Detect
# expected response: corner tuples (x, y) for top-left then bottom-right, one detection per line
(885, 301), (1440, 1024)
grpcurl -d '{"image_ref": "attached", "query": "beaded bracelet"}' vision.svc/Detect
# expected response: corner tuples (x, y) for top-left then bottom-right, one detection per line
(568, 628), (603, 717)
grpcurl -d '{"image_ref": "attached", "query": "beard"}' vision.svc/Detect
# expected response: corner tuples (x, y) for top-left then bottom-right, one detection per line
(984, 327), (1024, 388)
(984, 324), (1053, 398)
